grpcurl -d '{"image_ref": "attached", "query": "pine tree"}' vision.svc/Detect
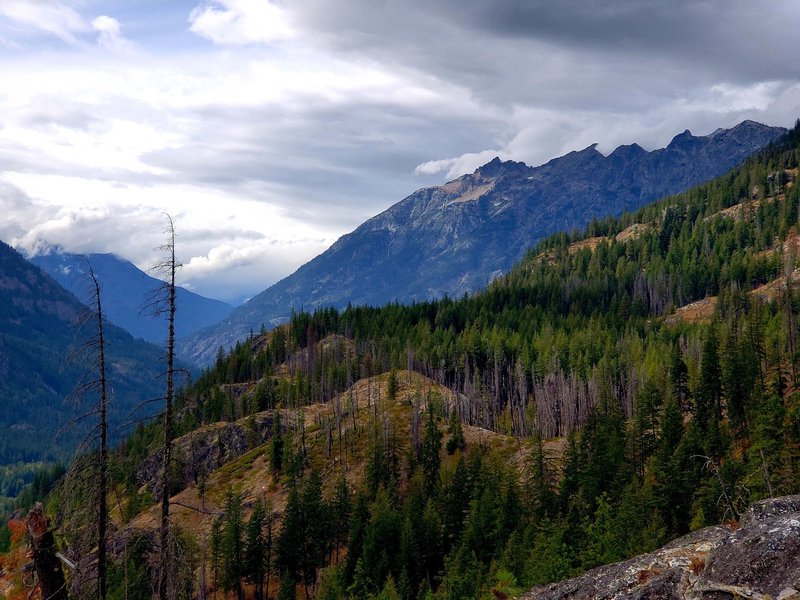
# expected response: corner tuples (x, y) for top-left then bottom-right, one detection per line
(222, 489), (245, 599)
(670, 342), (690, 410)
(445, 413), (466, 455)
(421, 406), (442, 498)
(245, 499), (269, 600)
(329, 475), (351, 561)
(210, 516), (223, 596)
(269, 413), (284, 479)
(697, 326), (723, 431)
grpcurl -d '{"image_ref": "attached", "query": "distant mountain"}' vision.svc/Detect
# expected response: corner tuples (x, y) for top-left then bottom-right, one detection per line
(180, 119), (786, 364)
(31, 252), (233, 347)
(0, 241), (182, 465)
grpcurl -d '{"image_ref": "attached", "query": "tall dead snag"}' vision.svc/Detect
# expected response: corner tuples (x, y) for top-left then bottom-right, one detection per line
(27, 503), (68, 600)
(86, 261), (109, 600)
(150, 214), (179, 600)
(54, 258), (111, 600)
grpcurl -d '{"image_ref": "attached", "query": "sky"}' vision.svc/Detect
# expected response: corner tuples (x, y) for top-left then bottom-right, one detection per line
(1, 1), (800, 304)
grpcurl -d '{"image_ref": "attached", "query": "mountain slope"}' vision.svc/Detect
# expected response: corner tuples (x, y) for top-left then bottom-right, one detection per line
(18, 123), (800, 600)
(30, 251), (233, 346)
(0, 241), (180, 464)
(181, 119), (786, 364)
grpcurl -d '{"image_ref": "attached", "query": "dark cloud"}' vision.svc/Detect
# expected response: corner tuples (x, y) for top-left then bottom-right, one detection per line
(139, 96), (498, 226)
(289, 0), (800, 107)
(3, 0), (800, 303)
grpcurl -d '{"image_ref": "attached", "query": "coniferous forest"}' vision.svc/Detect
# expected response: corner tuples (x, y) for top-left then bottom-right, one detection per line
(4, 124), (800, 599)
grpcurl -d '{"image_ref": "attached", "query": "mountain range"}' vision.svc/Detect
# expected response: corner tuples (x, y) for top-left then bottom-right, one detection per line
(180, 119), (786, 365)
(0, 242), (183, 464)
(30, 251), (233, 345)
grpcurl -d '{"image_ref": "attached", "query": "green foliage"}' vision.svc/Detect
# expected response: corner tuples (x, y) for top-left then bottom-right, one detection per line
(0, 522), (10, 553)
(93, 124), (800, 598)
(445, 413), (465, 455)
(277, 470), (329, 594)
(221, 489), (245, 597)
(106, 533), (153, 600)
(421, 407), (442, 498)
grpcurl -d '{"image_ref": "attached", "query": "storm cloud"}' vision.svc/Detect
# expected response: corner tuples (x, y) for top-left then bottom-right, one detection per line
(0, 0), (799, 303)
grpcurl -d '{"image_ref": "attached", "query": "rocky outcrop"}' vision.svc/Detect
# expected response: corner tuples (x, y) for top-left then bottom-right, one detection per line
(136, 412), (274, 496)
(523, 495), (800, 599)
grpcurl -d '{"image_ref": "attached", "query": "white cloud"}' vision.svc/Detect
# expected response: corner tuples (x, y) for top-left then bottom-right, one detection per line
(91, 15), (135, 54)
(415, 150), (504, 179)
(0, 0), (88, 44)
(188, 0), (294, 45)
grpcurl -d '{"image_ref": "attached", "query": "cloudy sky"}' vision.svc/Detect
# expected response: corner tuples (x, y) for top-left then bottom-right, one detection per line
(2, 0), (800, 304)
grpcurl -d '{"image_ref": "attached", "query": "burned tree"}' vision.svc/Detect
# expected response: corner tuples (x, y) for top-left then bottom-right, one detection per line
(27, 503), (68, 600)
(48, 258), (112, 600)
(147, 214), (181, 600)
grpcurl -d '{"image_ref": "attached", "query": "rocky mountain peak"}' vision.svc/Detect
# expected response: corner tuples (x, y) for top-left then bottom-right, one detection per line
(668, 128), (696, 147)
(474, 156), (530, 179)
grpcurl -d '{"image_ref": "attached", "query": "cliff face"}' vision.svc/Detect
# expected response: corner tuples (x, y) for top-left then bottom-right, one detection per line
(523, 495), (800, 599)
(136, 411), (274, 497)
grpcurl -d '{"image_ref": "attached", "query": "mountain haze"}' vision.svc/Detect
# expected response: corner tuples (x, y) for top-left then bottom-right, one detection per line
(0, 241), (181, 464)
(31, 251), (233, 346)
(181, 120), (786, 365)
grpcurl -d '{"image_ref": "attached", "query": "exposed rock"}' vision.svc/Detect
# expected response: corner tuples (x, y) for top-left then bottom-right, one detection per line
(137, 412), (274, 496)
(523, 495), (800, 599)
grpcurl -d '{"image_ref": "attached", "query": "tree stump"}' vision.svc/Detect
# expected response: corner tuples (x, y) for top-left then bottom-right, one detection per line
(26, 503), (67, 600)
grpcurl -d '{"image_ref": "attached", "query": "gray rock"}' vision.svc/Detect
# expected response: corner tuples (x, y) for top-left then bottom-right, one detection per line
(137, 411), (274, 496)
(523, 495), (800, 599)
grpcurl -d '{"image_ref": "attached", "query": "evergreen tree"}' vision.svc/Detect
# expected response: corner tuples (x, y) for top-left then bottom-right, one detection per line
(670, 342), (690, 410)
(421, 406), (442, 498)
(245, 499), (269, 600)
(445, 413), (466, 455)
(269, 413), (284, 479)
(697, 326), (723, 430)
(222, 489), (245, 599)
(329, 474), (351, 561)
(277, 471), (328, 599)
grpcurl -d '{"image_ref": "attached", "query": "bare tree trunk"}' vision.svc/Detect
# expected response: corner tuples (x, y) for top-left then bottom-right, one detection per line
(87, 263), (109, 600)
(27, 503), (68, 600)
(158, 215), (178, 600)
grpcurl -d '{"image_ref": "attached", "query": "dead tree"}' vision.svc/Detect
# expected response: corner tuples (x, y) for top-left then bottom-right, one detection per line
(27, 503), (68, 600)
(52, 258), (111, 600)
(147, 214), (180, 600)
(86, 261), (109, 600)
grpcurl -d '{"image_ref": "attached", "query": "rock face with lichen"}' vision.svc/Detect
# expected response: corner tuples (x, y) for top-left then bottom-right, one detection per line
(136, 411), (274, 496)
(522, 495), (800, 599)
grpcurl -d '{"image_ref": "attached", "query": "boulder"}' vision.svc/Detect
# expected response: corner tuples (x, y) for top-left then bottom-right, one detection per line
(523, 495), (800, 599)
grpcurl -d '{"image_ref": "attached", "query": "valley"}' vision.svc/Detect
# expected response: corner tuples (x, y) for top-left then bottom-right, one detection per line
(3, 122), (800, 599)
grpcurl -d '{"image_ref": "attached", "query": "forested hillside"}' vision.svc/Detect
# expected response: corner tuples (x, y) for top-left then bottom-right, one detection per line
(0, 242), (176, 466)
(180, 120), (785, 366)
(5, 124), (800, 599)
